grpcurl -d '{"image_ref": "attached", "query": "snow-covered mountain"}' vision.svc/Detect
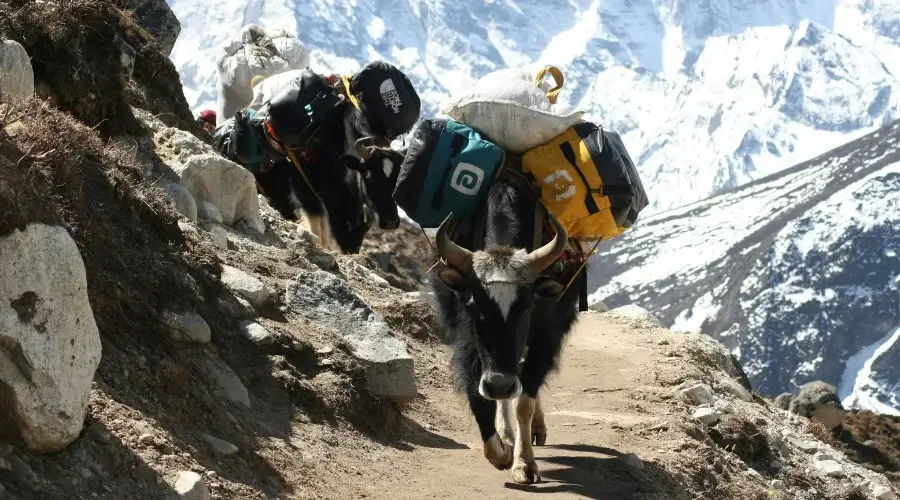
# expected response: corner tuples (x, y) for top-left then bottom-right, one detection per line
(587, 119), (900, 415)
(166, 0), (900, 215)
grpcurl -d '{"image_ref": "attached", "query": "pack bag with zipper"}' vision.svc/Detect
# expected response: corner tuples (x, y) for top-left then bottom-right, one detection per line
(393, 117), (504, 228)
(212, 69), (347, 173)
(521, 120), (648, 242)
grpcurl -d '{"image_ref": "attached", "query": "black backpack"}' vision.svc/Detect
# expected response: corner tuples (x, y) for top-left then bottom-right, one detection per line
(349, 61), (421, 140)
(263, 70), (347, 151)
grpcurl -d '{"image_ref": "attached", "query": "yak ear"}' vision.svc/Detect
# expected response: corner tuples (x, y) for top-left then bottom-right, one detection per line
(438, 267), (466, 291)
(534, 277), (565, 298)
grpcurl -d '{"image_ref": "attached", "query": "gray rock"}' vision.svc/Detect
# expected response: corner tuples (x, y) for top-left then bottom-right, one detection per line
(0, 481), (5, 495)
(217, 294), (256, 320)
(203, 356), (250, 408)
(717, 377), (753, 402)
(173, 470), (210, 500)
(680, 383), (715, 406)
(160, 180), (198, 222)
(197, 201), (223, 223)
(773, 393), (794, 410)
(871, 484), (895, 500)
(117, 0), (181, 56)
(770, 479), (784, 490)
(606, 304), (662, 326)
(200, 434), (238, 455)
(622, 453), (643, 469)
(693, 407), (720, 426)
(285, 270), (417, 401)
(221, 265), (272, 310)
(814, 458), (844, 477)
(0, 40), (34, 103)
(588, 300), (609, 312)
(0, 224), (102, 452)
(787, 437), (819, 453)
(789, 381), (846, 430)
(208, 224), (228, 250)
(112, 35), (135, 86)
(174, 154), (264, 233)
(237, 320), (273, 346)
(162, 310), (211, 344)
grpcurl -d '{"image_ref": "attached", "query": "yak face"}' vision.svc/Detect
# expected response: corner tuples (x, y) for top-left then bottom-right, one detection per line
(346, 143), (403, 230)
(325, 167), (370, 254)
(338, 108), (404, 230)
(435, 214), (568, 401)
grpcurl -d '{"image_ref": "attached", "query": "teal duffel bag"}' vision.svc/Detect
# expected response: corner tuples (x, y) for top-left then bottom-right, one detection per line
(392, 117), (504, 228)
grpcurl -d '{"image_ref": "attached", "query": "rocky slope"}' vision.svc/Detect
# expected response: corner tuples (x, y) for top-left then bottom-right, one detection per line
(588, 116), (900, 415)
(167, 0), (900, 215)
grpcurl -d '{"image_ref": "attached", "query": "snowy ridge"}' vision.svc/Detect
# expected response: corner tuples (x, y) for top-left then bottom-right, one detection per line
(587, 119), (900, 413)
(166, 0), (900, 215)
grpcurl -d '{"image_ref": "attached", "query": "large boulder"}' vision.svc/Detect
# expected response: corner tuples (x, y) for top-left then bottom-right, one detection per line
(0, 224), (102, 452)
(118, 0), (181, 56)
(134, 110), (265, 234)
(787, 381), (847, 430)
(174, 154), (264, 233)
(285, 270), (417, 401)
(0, 40), (35, 103)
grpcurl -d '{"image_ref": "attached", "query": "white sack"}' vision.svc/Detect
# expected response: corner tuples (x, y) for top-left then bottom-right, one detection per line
(441, 65), (584, 153)
(215, 24), (310, 126)
(247, 68), (305, 111)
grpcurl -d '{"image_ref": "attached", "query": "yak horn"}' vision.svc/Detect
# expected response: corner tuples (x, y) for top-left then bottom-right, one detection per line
(435, 213), (473, 273)
(528, 211), (568, 273)
(354, 136), (376, 161)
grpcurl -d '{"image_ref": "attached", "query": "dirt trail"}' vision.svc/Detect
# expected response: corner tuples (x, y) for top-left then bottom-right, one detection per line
(344, 312), (703, 500)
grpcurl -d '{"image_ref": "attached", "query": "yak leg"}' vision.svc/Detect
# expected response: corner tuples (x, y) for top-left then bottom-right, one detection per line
(512, 394), (540, 484)
(495, 399), (516, 445)
(532, 393), (547, 446)
(468, 389), (512, 470)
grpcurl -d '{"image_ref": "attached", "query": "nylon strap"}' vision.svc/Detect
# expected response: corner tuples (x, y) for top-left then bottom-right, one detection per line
(285, 148), (322, 205)
(339, 75), (361, 110)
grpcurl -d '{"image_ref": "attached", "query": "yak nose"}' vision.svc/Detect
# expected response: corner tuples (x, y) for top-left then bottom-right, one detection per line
(479, 372), (520, 400)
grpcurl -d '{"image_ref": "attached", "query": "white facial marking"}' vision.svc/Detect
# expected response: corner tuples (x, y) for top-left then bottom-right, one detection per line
(488, 283), (517, 319)
(381, 158), (394, 178)
(472, 249), (532, 320)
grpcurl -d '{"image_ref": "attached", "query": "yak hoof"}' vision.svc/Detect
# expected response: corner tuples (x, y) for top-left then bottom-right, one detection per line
(532, 429), (547, 446)
(512, 461), (541, 484)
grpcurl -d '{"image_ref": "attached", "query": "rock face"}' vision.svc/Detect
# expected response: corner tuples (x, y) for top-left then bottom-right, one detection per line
(134, 110), (264, 235)
(118, 0), (181, 56)
(172, 470), (210, 500)
(220, 265), (272, 311)
(0, 40), (34, 103)
(0, 224), (102, 452)
(175, 154), (264, 233)
(161, 310), (211, 344)
(159, 179), (198, 222)
(285, 270), (417, 401)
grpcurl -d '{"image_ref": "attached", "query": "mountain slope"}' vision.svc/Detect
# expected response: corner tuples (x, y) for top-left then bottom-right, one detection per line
(587, 118), (900, 415)
(167, 0), (900, 215)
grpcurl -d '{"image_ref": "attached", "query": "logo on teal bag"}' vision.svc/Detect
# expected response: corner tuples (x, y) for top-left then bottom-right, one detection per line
(450, 163), (484, 196)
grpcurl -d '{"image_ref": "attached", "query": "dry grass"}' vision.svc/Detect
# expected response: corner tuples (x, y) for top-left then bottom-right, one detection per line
(0, 97), (221, 344)
(805, 419), (836, 447)
(0, 0), (200, 137)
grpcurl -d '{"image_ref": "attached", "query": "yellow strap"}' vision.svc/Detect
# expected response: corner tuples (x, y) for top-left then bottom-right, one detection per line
(534, 65), (564, 105)
(340, 74), (361, 109)
(285, 149), (322, 205)
(251, 74), (266, 89)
